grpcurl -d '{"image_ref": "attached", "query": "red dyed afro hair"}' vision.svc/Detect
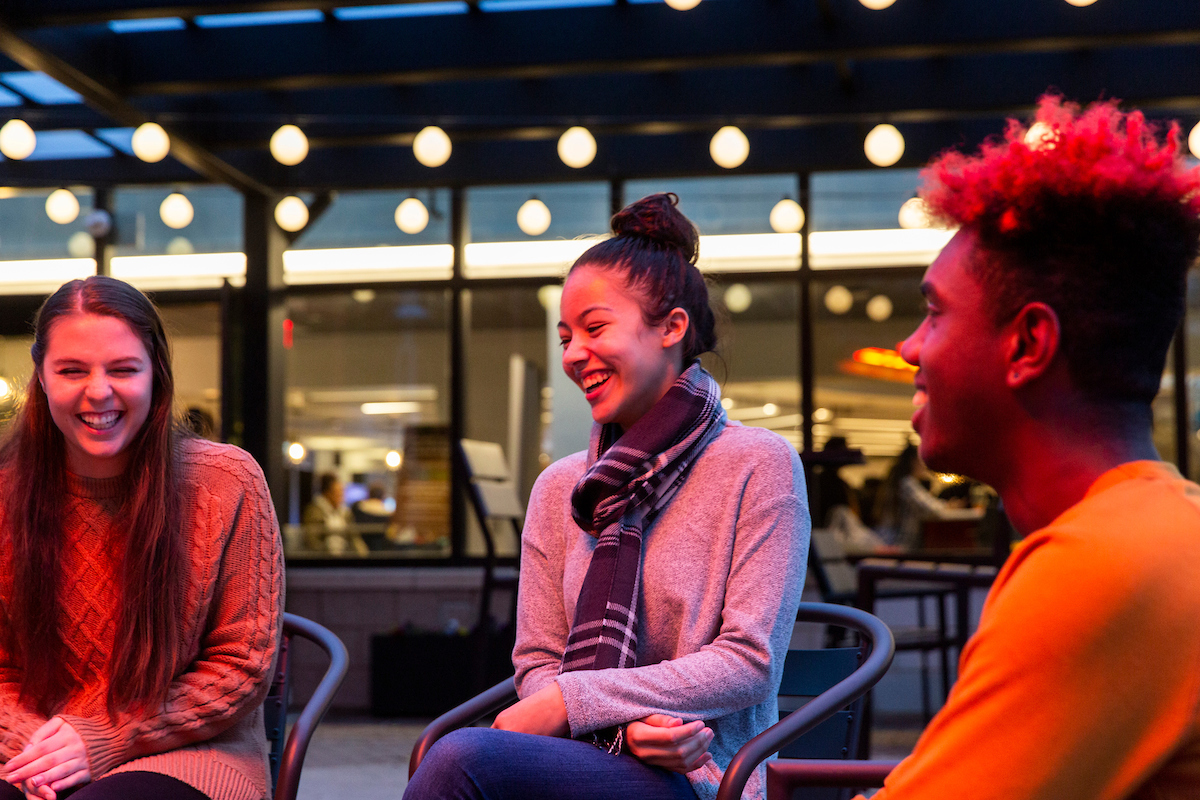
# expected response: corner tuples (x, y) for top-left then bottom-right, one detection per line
(919, 94), (1200, 404)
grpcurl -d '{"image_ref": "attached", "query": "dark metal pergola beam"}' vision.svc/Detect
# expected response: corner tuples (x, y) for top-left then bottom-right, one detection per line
(8, 0), (458, 26)
(17, 1), (1200, 97)
(0, 15), (272, 194)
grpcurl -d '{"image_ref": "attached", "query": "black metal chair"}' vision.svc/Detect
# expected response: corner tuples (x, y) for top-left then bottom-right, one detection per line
(265, 612), (350, 800)
(410, 602), (895, 800)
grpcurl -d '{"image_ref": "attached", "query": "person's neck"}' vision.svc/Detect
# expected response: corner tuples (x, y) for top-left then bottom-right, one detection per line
(989, 403), (1158, 537)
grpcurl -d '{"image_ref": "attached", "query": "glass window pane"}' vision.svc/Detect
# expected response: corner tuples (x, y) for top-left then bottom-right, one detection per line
(625, 175), (799, 235)
(283, 288), (452, 561)
(160, 301), (223, 439)
(464, 286), (553, 557)
(0, 189), (97, 295)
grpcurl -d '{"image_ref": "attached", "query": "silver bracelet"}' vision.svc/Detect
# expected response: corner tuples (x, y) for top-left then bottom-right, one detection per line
(590, 724), (625, 755)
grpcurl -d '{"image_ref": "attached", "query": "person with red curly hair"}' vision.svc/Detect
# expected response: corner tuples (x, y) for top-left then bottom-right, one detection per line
(868, 95), (1200, 799)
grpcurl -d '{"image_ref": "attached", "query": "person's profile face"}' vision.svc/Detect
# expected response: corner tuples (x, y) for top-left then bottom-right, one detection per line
(899, 229), (1010, 478)
(557, 264), (682, 431)
(40, 312), (154, 479)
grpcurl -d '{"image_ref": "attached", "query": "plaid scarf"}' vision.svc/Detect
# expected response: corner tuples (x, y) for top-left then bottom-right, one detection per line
(560, 361), (726, 674)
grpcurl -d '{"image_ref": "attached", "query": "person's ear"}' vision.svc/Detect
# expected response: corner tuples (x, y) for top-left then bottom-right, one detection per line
(1005, 302), (1060, 388)
(661, 308), (690, 350)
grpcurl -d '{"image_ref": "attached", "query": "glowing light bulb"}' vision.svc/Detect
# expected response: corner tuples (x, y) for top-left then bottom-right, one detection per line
(159, 192), (194, 229)
(1063, 0), (1098, 6)
(131, 122), (170, 163)
(288, 442), (306, 462)
(866, 294), (893, 322)
(270, 124), (309, 166)
(413, 126), (451, 167)
(859, 0), (897, 8)
(517, 198), (552, 236)
(386, 450), (402, 469)
(275, 196), (309, 232)
(45, 189), (80, 225)
(724, 283), (752, 313)
(1024, 121), (1058, 150)
(710, 126), (749, 169)
(1187, 121), (1200, 160)
(769, 198), (804, 233)
(395, 197), (429, 234)
(0, 119), (36, 160)
(67, 231), (95, 258)
(0, 377), (11, 400)
(664, 0), (701, 10)
(824, 285), (853, 315)
(557, 126), (597, 168)
(864, 124), (904, 167)
(762, 403), (779, 416)
(898, 197), (931, 229)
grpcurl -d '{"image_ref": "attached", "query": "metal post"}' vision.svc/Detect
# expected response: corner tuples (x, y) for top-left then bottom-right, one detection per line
(91, 186), (113, 277)
(240, 191), (288, 517)
(799, 173), (814, 455)
(1174, 321), (1189, 478)
(450, 187), (468, 560)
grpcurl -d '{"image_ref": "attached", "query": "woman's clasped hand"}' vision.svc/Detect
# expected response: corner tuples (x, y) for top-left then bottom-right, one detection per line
(2, 718), (90, 800)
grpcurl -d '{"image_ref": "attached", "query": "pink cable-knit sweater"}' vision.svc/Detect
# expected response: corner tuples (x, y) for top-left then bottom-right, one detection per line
(0, 438), (284, 800)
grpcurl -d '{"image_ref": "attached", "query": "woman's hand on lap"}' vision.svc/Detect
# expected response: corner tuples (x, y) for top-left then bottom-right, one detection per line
(4, 717), (90, 797)
(491, 682), (570, 737)
(626, 714), (713, 774)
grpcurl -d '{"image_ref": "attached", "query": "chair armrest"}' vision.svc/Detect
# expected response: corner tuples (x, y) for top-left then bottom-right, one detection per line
(409, 676), (518, 778)
(766, 759), (899, 795)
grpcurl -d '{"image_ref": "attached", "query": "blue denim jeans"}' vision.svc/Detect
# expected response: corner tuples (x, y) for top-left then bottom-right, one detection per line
(403, 728), (699, 800)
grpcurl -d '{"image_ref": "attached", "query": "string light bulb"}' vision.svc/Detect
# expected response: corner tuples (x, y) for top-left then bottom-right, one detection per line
(131, 122), (170, 163)
(413, 126), (452, 167)
(664, 0), (701, 10)
(1190, 121), (1200, 160)
(0, 119), (36, 160)
(769, 197), (804, 233)
(45, 189), (80, 225)
(557, 127), (597, 169)
(824, 285), (853, 315)
(395, 197), (429, 234)
(517, 198), (552, 236)
(275, 196), (309, 232)
(159, 192), (194, 229)
(710, 126), (749, 169)
(898, 197), (931, 229)
(864, 124), (904, 167)
(859, 0), (897, 8)
(270, 124), (309, 166)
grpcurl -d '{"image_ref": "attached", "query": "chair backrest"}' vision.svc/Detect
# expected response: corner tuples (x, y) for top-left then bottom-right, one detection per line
(777, 647), (866, 761)
(716, 603), (895, 800)
(266, 613), (350, 800)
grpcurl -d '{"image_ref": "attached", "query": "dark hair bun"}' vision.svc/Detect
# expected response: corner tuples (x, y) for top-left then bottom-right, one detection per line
(611, 193), (700, 265)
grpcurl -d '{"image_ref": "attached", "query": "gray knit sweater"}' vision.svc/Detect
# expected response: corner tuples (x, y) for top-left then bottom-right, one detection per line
(514, 422), (810, 800)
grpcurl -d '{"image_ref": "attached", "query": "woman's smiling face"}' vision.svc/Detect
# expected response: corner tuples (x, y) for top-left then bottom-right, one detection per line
(40, 313), (154, 479)
(558, 264), (687, 431)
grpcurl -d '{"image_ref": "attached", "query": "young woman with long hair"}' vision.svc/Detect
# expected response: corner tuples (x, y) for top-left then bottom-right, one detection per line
(404, 194), (809, 800)
(0, 276), (283, 800)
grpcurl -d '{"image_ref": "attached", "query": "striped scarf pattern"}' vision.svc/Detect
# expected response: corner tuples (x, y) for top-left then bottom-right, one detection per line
(560, 361), (726, 673)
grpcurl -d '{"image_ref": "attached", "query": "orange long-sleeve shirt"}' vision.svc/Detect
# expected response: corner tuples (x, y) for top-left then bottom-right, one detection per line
(867, 460), (1200, 800)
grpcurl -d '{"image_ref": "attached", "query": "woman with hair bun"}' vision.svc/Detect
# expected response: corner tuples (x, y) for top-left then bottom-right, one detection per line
(405, 194), (808, 800)
(0, 276), (283, 800)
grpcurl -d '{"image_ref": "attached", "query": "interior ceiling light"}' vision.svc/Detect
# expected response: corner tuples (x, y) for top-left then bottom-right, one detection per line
(159, 192), (194, 229)
(395, 197), (429, 234)
(724, 283), (752, 314)
(275, 196), (310, 232)
(1187, 121), (1200, 159)
(45, 189), (80, 225)
(824, 285), (853, 315)
(557, 126), (597, 169)
(385, 450), (402, 469)
(131, 122), (170, 163)
(270, 124), (309, 166)
(864, 124), (904, 167)
(67, 231), (95, 258)
(664, 0), (702, 10)
(710, 126), (749, 169)
(898, 197), (932, 229)
(769, 197), (804, 233)
(0, 119), (36, 160)
(288, 442), (306, 462)
(517, 198), (552, 236)
(166, 236), (195, 255)
(413, 126), (451, 167)
(866, 294), (894, 322)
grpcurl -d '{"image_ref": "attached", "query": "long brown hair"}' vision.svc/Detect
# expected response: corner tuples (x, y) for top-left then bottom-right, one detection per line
(0, 276), (188, 716)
